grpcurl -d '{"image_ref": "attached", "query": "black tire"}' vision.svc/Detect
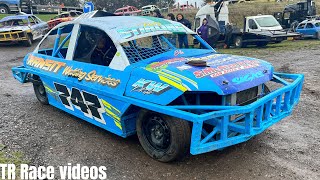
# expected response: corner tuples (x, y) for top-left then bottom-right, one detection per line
(0, 5), (9, 14)
(316, 32), (320, 40)
(234, 36), (246, 48)
(32, 76), (49, 105)
(136, 109), (191, 162)
(23, 34), (32, 47)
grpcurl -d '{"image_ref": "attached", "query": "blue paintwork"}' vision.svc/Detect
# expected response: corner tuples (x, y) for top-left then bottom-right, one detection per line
(11, 21), (304, 155)
(296, 21), (320, 38)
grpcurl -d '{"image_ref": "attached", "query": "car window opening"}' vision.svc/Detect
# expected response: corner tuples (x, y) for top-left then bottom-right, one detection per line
(73, 25), (116, 67)
(122, 35), (175, 64)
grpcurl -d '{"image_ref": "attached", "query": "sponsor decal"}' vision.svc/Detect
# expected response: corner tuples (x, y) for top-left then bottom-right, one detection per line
(193, 60), (260, 78)
(62, 66), (120, 87)
(176, 65), (192, 71)
(117, 23), (187, 39)
(53, 83), (122, 129)
(146, 58), (198, 91)
(148, 58), (185, 70)
(232, 71), (265, 85)
(131, 78), (170, 95)
(174, 49), (184, 56)
(26, 55), (65, 73)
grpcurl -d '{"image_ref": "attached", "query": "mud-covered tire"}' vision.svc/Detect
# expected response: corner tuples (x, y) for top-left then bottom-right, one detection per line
(234, 36), (246, 48)
(23, 34), (32, 47)
(136, 109), (191, 162)
(0, 5), (9, 14)
(33, 76), (49, 105)
(316, 32), (320, 40)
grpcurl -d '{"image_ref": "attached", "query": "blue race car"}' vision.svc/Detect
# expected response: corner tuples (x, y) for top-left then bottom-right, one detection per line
(296, 19), (320, 39)
(12, 11), (304, 162)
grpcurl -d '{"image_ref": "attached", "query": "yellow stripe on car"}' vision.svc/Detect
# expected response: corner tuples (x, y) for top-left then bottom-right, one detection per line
(101, 99), (122, 130)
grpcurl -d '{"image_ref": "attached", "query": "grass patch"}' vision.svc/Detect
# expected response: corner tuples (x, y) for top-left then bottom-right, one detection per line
(0, 143), (28, 179)
(218, 39), (320, 57)
(0, 14), (57, 22)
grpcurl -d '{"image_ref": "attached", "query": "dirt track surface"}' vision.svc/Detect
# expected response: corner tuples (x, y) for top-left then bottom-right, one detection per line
(0, 43), (319, 180)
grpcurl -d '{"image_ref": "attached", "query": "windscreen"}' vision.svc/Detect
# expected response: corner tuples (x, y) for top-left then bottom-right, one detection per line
(255, 17), (280, 27)
(0, 19), (28, 27)
(121, 34), (211, 64)
(122, 35), (173, 63)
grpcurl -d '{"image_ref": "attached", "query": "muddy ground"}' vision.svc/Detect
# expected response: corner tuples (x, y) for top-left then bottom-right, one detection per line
(0, 42), (319, 180)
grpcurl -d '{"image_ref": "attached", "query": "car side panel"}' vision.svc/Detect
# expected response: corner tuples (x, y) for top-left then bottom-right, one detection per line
(24, 53), (132, 137)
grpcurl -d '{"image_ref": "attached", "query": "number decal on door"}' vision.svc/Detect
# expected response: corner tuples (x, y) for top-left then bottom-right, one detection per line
(54, 83), (106, 125)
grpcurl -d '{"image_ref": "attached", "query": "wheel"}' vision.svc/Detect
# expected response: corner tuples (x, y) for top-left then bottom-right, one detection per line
(136, 109), (191, 162)
(32, 76), (49, 105)
(0, 5), (9, 14)
(316, 32), (320, 40)
(234, 36), (246, 48)
(256, 42), (268, 47)
(23, 34), (32, 47)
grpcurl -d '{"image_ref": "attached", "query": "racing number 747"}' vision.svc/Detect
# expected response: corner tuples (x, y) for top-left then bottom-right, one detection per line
(54, 83), (106, 125)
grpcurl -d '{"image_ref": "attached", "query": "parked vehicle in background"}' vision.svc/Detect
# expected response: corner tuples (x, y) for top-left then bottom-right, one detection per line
(0, 0), (82, 14)
(173, 4), (195, 11)
(274, 0), (316, 29)
(295, 19), (320, 39)
(11, 11), (304, 162)
(194, 1), (300, 48)
(114, 6), (141, 16)
(141, 5), (158, 16)
(0, 0), (24, 14)
(47, 10), (82, 30)
(0, 14), (48, 46)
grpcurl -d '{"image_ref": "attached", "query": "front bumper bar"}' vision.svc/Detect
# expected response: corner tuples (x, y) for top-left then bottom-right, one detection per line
(0, 31), (28, 42)
(185, 73), (304, 155)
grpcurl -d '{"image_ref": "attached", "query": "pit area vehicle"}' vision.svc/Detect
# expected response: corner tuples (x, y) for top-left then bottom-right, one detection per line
(0, 14), (48, 46)
(141, 5), (159, 16)
(274, 0), (316, 29)
(12, 12), (304, 162)
(114, 6), (141, 16)
(0, 0), (82, 14)
(47, 10), (83, 30)
(195, 1), (300, 48)
(295, 19), (320, 39)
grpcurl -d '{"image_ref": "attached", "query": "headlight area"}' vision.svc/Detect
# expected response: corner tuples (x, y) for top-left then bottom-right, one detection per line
(167, 73), (304, 155)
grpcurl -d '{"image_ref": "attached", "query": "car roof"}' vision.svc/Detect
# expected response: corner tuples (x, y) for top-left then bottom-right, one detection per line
(299, 19), (319, 24)
(55, 15), (195, 44)
(0, 14), (32, 22)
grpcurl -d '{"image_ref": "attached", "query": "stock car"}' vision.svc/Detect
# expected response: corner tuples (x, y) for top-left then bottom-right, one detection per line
(47, 10), (83, 30)
(295, 19), (320, 39)
(12, 11), (304, 162)
(0, 14), (48, 46)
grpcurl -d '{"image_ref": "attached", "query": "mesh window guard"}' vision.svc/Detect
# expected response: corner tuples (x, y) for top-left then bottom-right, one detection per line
(121, 35), (174, 63)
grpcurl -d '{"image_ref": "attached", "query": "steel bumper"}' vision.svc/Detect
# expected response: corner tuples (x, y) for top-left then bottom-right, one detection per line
(186, 73), (304, 155)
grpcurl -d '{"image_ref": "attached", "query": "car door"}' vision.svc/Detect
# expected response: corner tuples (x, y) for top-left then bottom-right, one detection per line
(296, 23), (306, 36)
(305, 23), (315, 36)
(64, 24), (132, 136)
(29, 15), (46, 39)
(28, 24), (78, 113)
